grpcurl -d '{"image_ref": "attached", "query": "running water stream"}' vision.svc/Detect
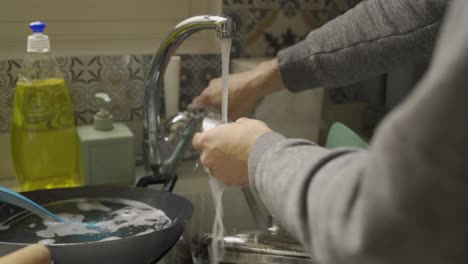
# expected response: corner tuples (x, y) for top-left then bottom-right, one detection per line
(221, 38), (232, 124)
(209, 37), (232, 264)
(192, 37), (231, 264)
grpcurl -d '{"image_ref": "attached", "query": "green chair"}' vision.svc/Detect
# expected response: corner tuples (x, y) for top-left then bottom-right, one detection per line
(325, 122), (368, 149)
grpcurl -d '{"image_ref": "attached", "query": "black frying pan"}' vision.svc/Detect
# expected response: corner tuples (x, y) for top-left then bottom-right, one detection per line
(0, 186), (193, 264)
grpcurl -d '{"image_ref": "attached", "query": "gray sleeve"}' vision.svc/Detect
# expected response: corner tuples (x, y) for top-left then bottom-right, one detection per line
(277, 0), (448, 92)
(249, 0), (468, 263)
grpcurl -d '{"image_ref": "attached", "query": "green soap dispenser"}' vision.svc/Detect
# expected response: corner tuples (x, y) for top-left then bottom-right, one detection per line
(77, 93), (135, 186)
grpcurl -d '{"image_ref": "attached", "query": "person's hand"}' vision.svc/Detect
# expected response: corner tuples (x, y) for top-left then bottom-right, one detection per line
(192, 59), (286, 121)
(0, 244), (51, 264)
(192, 71), (260, 120)
(192, 118), (272, 186)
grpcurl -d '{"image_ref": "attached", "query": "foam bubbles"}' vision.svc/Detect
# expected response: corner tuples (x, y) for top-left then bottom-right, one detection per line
(92, 205), (171, 233)
(97, 236), (121, 242)
(37, 214), (99, 238)
(77, 200), (111, 212)
(38, 239), (55, 245)
(1, 198), (172, 244)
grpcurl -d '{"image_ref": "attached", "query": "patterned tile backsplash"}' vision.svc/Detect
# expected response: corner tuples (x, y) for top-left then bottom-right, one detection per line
(224, 0), (363, 58)
(0, 54), (220, 133)
(0, 0), (364, 133)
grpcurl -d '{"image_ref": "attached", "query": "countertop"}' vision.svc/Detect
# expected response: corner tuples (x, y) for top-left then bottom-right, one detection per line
(0, 158), (206, 194)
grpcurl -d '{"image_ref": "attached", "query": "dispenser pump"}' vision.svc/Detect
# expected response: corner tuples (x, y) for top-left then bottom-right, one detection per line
(94, 93), (114, 131)
(78, 92), (134, 186)
(27, 21), (50, 52)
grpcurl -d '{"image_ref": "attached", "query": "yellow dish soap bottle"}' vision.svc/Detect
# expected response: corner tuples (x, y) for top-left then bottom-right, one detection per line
(10, 21), (81, 191)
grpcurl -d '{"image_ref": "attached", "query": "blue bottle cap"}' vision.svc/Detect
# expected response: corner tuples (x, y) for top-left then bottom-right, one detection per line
(29, 21), (46, 33)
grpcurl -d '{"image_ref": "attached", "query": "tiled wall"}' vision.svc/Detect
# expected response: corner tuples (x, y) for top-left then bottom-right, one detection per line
(224, 0), (363, 58)
(0, 0), (363, 133)
(0, 55), (220, 133)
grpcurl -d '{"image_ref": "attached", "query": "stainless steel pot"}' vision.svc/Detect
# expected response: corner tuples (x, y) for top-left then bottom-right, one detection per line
(193, 226), (316, 264)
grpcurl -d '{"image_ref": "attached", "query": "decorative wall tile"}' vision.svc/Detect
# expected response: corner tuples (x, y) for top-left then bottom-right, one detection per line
(179, 55), (221, 109)
(224, 0), (364, 58)
(0, 60), (20, 133)
(0, 54), (221, 133)
(59, 55), (147, 125)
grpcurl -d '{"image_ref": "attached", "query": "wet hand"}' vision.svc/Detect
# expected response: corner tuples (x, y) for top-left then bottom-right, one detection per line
(191, 71), (260, 121)
(192, 118), (272, 186)
(191, 59), (285, 121)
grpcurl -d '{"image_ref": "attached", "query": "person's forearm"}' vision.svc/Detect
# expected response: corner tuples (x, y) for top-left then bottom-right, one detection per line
(249, 1), (468, 263)
(244, 59), (286, 98)
(278, 0), (448, 92)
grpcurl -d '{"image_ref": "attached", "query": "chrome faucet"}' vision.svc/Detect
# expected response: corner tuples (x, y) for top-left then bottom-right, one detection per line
(137, 15), (235, 190)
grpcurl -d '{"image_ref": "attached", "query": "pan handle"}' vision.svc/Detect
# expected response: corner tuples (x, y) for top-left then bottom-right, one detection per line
(136, 168), (178, 192)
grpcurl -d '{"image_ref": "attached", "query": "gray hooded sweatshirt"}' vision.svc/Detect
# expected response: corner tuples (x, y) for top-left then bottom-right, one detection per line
(248, 0), (468, 263)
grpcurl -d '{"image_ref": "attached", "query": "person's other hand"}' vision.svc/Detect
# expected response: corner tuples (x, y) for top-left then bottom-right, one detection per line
(0, 244), (51, 264)
(192, 59), (286, 121)
(192, 71), (260, 120)
(192, 118), (272, 186)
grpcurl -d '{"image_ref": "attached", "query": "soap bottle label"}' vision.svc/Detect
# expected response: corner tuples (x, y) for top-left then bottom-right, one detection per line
(18, 78), (74, 131)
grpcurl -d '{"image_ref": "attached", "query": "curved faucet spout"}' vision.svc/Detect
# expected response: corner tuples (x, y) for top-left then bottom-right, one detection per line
(143, 15), (235, 181)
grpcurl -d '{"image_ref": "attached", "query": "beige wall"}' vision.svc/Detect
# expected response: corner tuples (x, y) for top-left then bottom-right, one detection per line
(232, 58), (324, 142)
(0, 0), (222, 59)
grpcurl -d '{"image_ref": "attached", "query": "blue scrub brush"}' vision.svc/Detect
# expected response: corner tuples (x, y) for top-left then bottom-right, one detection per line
(0, 186), (64, 222)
